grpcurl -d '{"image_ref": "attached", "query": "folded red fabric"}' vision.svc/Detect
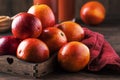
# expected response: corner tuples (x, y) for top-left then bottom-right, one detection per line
(82, 27), (120, 72)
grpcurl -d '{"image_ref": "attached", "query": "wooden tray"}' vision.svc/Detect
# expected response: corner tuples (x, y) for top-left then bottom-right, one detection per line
(0, 54), (56, 78)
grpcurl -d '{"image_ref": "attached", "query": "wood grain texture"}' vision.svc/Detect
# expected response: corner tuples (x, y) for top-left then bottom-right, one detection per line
(0, 54), (56, 78)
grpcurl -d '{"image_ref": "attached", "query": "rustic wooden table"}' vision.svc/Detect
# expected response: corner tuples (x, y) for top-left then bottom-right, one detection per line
(0, 19), (120, 80)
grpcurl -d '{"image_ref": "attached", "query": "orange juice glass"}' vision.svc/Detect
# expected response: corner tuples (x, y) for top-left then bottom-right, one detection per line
(58, 0), (75, 22)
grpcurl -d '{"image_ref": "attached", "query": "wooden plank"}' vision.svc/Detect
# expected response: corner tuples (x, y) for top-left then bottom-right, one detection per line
(36, 54), (57, 78)
(0, 54), (56, 78)
(0, 55), (34, 77)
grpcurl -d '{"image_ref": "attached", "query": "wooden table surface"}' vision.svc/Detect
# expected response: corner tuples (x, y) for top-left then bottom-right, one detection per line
(0, 19), (120, 80)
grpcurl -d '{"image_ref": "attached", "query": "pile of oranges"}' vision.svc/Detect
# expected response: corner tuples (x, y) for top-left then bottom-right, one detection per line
(0, 1), (106, 72)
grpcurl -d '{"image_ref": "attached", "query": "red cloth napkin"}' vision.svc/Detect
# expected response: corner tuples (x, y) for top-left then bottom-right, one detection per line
(82, 27), (120, 72)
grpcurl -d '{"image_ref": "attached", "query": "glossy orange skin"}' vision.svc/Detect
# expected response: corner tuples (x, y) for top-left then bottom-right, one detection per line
(58, 41), (90, 72)
(17, 38), (49, 63)
(28, 4), (56, 29)
(80, 1), (106, 25)
(56, 21), (84, 42)
(12, 12), (42, 40)
(0, 36), (21, 56)
(39, 27), (67, 53)
(33, 0), (58, 23)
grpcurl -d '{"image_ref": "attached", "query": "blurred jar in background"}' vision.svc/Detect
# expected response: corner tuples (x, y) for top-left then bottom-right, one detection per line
(33, 0), (58, 23)
(58, 0), (75, 22)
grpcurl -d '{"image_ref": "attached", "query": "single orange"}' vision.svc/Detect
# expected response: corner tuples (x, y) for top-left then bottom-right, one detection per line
(17, 38), (49, 63)
(80, 1), (106, 25)
(39, 27), (67, 53)
(28, 4), (56, 29)
(58, 41), (90, 72)
(12, 12), (42, 40)
(56, 21), (84, 42)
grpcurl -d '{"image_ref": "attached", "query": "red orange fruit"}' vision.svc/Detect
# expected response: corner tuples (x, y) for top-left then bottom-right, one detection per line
(58, 41), (90, 72)
(56, 21), (84, 42)
(28, 4), (55, 29)
(17, 38), (49, 63)
(12, 12), (42, 40)
(80, 1), (106, 25)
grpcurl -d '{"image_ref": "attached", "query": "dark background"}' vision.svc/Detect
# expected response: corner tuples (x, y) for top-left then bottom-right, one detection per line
(0, 0), (120, 20)
(0, 0), (32, 17)
(76, 0), (120, 20)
